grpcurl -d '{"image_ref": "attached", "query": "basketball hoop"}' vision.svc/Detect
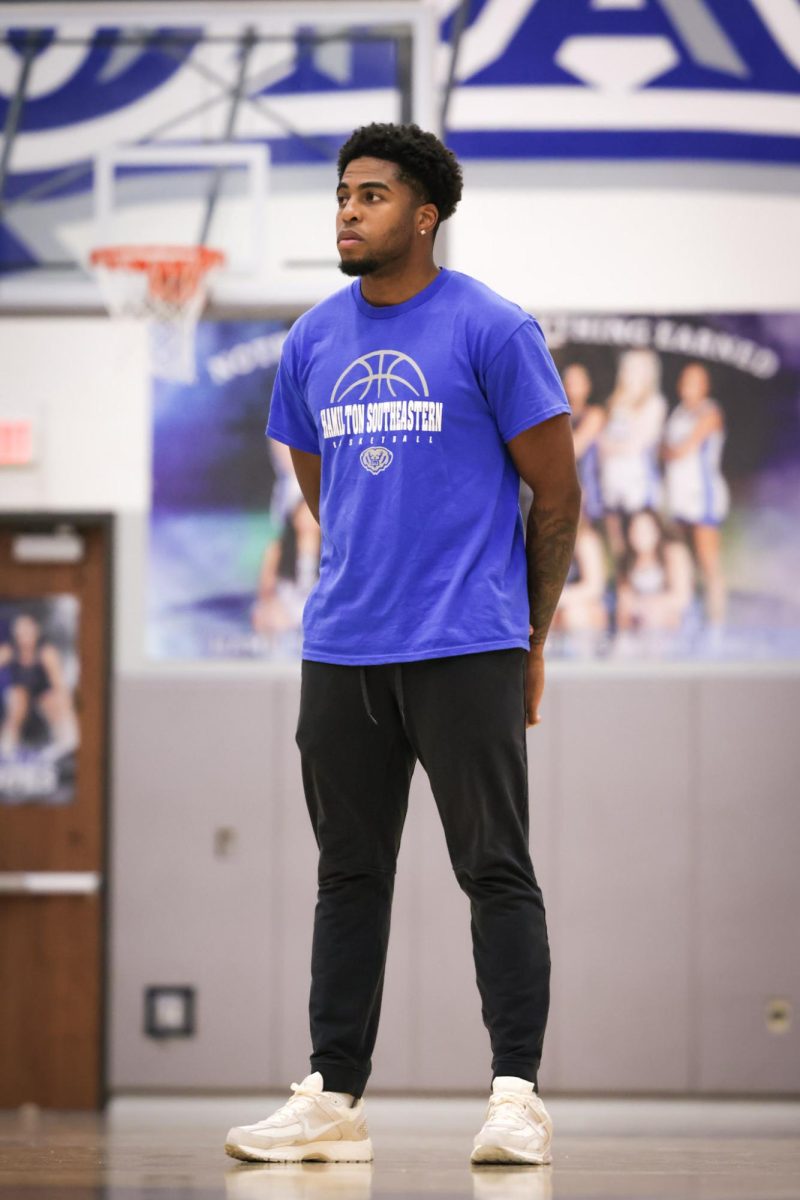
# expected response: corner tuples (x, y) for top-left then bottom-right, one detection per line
(89, 244), (225, 383)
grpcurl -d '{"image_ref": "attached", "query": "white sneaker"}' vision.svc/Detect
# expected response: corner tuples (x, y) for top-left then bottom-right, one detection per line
(224, 1071), (373, 1163)
(470, 1076), (553, 1165)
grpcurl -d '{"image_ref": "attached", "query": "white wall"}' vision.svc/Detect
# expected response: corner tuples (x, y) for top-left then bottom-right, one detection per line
(451, 163), (800, 313)
(0, 317), (150, 512)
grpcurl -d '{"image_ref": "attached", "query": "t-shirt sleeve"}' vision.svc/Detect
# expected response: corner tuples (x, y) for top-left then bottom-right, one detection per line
(481, 317), (571, 443)
(266, 333), (320, 454)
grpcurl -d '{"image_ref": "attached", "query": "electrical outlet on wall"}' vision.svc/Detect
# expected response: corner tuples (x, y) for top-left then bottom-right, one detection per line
(144, 986), (196, 1039)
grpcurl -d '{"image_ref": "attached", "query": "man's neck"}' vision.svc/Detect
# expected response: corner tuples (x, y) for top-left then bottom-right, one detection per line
(358, 259), (440, 307)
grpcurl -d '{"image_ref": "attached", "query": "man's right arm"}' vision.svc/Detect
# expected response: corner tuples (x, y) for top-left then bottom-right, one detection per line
(289, 446), (322, 525)
(266, 331), (322, 522)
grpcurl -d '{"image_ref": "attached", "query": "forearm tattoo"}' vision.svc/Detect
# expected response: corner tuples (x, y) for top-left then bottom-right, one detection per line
(526, 501), (579, 647)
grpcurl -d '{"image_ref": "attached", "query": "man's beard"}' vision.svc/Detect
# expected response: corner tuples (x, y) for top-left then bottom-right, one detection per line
(338, 255), (382, 277)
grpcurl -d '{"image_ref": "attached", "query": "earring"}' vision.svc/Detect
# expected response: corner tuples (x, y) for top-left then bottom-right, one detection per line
(420, 229), (427, 235)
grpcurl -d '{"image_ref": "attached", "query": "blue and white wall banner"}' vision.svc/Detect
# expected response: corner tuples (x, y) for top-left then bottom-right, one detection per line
(3, 1), (800, 272)
(442, 0), (800, 165)
(149, 314), (800, 664)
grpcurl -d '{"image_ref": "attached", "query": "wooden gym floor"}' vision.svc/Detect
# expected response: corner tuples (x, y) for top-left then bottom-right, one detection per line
(1, 1093), (799, 1198)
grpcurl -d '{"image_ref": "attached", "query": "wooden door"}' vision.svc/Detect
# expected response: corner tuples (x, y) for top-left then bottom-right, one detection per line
(0, 515), (112, 1109)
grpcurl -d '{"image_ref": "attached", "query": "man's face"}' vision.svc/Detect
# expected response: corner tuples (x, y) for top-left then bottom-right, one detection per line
(336, 156), (420, 276)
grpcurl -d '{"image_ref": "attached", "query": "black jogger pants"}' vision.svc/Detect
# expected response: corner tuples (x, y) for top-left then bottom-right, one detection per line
(295, 647), (551, 1099)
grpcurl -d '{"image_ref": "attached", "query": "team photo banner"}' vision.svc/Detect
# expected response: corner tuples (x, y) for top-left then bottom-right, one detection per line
(541, 311), (800, 661)
(147, 313), (800, 664)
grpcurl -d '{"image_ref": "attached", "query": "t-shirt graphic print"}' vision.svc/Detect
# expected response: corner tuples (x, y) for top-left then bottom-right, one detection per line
(323, 348), (440, 478)
(266, 267), (571, 665)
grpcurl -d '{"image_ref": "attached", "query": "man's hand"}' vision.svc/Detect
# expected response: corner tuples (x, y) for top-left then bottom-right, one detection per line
(525, 627), (544, 727)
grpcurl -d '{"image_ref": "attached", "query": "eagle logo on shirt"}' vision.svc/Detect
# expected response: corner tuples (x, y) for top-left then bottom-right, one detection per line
(331, 350), (429, 404)
(360, 446), (393, 475)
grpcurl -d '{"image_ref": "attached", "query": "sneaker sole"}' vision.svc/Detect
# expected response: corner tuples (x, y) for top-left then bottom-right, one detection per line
(225, 1138), (374, 1163)
(470, 1144), (552, 1166)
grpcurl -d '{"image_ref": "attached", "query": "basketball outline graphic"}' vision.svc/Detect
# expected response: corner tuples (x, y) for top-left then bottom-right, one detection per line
(360, 446), (393, 475)
(330, 350), (429, 404)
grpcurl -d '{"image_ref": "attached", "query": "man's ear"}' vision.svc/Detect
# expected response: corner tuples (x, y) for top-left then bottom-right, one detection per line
(417, 203), (438, 237)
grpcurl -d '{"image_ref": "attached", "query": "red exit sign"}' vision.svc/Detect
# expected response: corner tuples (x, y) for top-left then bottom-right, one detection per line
(0, 419), (35, 466)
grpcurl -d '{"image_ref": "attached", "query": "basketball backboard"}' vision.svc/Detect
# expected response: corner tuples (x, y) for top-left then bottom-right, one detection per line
(0, 2), (437, 314)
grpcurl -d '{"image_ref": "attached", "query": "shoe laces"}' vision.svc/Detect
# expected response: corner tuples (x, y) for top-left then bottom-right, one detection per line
(487, 1091), (547, 1133)
(266, 1081), (328, 1125)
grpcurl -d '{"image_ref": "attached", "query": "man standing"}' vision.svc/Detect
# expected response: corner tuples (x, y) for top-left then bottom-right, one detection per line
(226, 123), (580, 1168)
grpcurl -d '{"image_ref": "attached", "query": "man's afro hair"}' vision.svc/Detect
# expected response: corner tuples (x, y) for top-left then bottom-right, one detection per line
(337, 122), (463, 229)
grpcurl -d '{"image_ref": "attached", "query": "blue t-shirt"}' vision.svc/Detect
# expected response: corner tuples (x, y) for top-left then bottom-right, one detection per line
(266, 267), (571, 665)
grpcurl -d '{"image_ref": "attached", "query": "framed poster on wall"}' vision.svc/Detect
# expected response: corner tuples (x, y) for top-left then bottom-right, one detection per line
(0, 594), (80, 804)
(543, 312), (800, 661)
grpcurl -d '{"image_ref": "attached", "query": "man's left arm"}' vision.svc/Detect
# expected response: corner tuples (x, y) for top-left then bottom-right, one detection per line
(506, 413), (582, 726)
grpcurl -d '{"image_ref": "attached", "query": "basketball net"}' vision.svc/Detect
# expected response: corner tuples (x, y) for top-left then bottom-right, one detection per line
(89, 245), (225, 384)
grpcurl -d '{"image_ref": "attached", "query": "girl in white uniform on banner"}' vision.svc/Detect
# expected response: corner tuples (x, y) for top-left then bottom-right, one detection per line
(615, 509), (695, 651)
(599, 349), (667, 564)
(662, 361), (729, 630)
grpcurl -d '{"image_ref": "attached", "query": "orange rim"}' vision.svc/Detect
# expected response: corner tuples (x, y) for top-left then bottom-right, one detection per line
(89, 244), (224, 272)
(89, 244), (225, 306)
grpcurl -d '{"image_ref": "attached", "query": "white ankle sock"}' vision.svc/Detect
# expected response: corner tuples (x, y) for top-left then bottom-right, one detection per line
(328, 1089), (355, 1106)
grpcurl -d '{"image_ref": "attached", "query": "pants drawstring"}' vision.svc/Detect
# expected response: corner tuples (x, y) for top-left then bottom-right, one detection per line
(360, 667), (379, 726)
(359, 665), (408, 733)
(395, 663), (408, 735)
